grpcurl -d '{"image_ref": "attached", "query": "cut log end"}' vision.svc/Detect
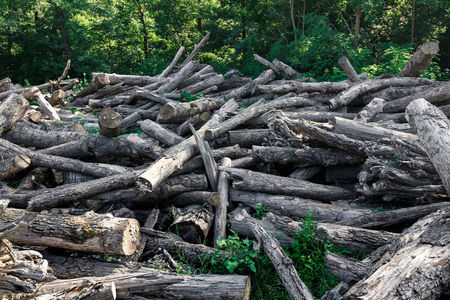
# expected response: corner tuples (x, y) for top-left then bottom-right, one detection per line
(159, 103), (177, 120)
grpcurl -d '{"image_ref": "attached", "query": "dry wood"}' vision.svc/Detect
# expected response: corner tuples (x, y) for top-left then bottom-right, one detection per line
(228, 189), (369, 223)
(32, 267), (250, 300)
(258, 81), (350, 94)
(205, 96), (316, 140)
(242, 209), (314, 300)
(160, 97), (225, 121)
(398, 41), (440, 77)
(97, 107), (122, 137)
(227, 129), (270, 148)
(48, 89), (66, 106)
(338, 56), (362, 83)
(179, 32), (211, 68)
(129, 88), (177, 105)
(156, 60), (200, 94)
(2, 208), (140, 255)
(182, 74), (225, 94)
(74, 73), (110, 100)
(328, 77), (433, 110)
(159, 46), (185, 78)
(0, 79), (78, 100)
(272, 58), (302, 79)
(164, 191), (220, 207)
(178, 65), (215, 89)
(214, 157), (232, 246)
(0, 154), (31, 181)
(176, 111), (211, 136)
(92, 72), (160, 86)
(406, 98), (450, 194)
(353, 97), (386, 123)
(226, 69), (275, 99)
(325, 252), (369, 283)
(222, 167), (356, 202)
(171, 204), (214, 243)
(22, 87), (61, 121)
(0, 93), (29, 135)
(136, 99), (239, 193)
(0, 77), (11, 92)
(140, 119), (184, 146)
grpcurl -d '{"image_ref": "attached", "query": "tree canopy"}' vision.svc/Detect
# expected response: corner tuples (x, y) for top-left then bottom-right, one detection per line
(1, 0), (449, 84)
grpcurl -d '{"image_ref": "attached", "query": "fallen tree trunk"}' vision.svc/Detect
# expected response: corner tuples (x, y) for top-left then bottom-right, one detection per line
(406, 98), (450, 194)
(398, 41), (440, 77)
(140, 119), (185, 146)
(338, 56), (362, 83)
(159, 97), (225, 121)
(2, 208), (140, 255)
(214, 157), (232, 245)
(258, 81), (350, 94)
(0, 94), (29, 135)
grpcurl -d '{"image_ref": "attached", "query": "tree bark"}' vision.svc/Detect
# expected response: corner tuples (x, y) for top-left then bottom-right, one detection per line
(0, 93), (29, 135)
(2, 208), (139, 255)
(406, 98), (450, 194)
(272, 59), (302, 79)
(226, 69), (275, 99)
(171, 204), (214, 243)
(338, 56), (361, 83)
(182, 74), (225, 94)
(156, 60), (200, 94)
(140, 119), (185, 146)
(0, 154), (30, 180)
(223, 167), (356, 202)
(258, 81), (350, 94)
(398, 41), (439, 77)
(243, 209), (314, 300)
(354, 97), (385, 123)
(74, 73), (110, 100)
(98, 107), (122, 137)
(214, 157), (232, 246)
(325, 252), (369, 283)
(160, 97), (225, 121)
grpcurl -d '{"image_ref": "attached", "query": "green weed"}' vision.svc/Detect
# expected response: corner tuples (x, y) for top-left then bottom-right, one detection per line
(252, 204), (268, 220)
(180, 92), (203, 102)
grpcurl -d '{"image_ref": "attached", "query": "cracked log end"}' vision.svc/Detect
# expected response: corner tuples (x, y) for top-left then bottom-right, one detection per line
(136, 176), (154, 194)
(159, 102), (177, 120)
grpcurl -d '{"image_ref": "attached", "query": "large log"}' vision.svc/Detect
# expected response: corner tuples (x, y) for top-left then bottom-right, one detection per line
(0, 154), (31, 180)
(140, 119), (185, 146)
(32, 268), (250, 300)
(398, 41), (440, 77)
(91, 72), (160, 86)
(2, 208), (139, 255)
(258, 81), (351, 94)
(214, 157), (232, 246)
(98, 107), (122, 137)
(406, 98), (450, 194)
(222, 167), (356, 202)
(0, 94), (29, 135)
(159, 97), (225, 121)
(338, 56), (362, 83)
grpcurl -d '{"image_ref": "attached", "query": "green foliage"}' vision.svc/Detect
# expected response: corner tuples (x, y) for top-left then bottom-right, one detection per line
(252, 204), (267, 220)
(211, 230), (258, 273)
(180, 92), (203, 102)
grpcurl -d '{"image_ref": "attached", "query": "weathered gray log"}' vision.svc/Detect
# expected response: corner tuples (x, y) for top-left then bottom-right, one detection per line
(398, 41), (440, 77)
(222, 167), (356, 202)
(406, 98), (450, 194)
(172, 144), (251, 176)
(228, 129), (270, 148)
(0, 79), (78, 100)
(258, 81), (350, 94)
(74, 73), (110, 100)
(76, 82), (130, 105)
(23, 109), (42, 124)
(226, 69), (275, 99)
(48, 89), (65, 106)
(382, 82), (450, 113)
(159, 46), (185, 78)
(128, 88), (177, 105)
(26, 170), (140, 211)
(90, 73), (160, 86)
(0, 77), (11, 92)
(190, 124), (218, 190)
(320, 282), (350, 300)
(272, 58), (302, 79)
(338, 56), (362, 83)
(324, 252), (369, 283)
(0, 138), (118, 178)
(0, 154), (31, 180)
(328, 77), (433, 110)
(288, 166), (321, 181)
(252, 145), (363, 167)
(176, 111), (211, 136)
(353, 97), (386, 123)
(342, 207), (450, 299)
(205, 96), (316, 140)
(214, 157), (232, 246)
(182, 74), (225, 94)
(156, 60), (200, 94)
(0, 94), (29, 135)
(217, 76), (252, 91)
(243, 210), (314, 300)
(177, 32), (210, 69)
(159, 97), (225, 121)
(22, 87), (60, 121)
(229, 189), (369, 223)
(177, 65), (215, 89)
(336, 202), (450, 229)
(136, 99), (239, 193)
(2, 208), (139, 255)
(325, 164), (360, 183)
(170, 204), (214, 243)
(119, 111), (141, 130)
(245, 110), (356, 126)
(32, 268), (250, 300)
(140, 119), (184, 146)
(3, 122), (163, 159)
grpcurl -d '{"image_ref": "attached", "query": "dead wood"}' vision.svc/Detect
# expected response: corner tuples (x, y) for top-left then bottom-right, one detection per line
(182, 74), (225, 94)
(338, 56), (362, 83)
(156, 60), (200, 94)
(214, 157), (232, 246)
(226, 69), (275, 99)
(1, 208), (139, 255)
(0, 154), (31, 181)
(159, 46), (185, 78)
(171, 204), (214, 243)
(0, 94), (29, 135)
(160, 97), (225, 121)
(258, 81), (351, 94)
(353, 97), (385, 123)
(141, 119), (185, 146)
(0, 77), (11, 92)
(98, 107), (122, 137)
(178, 32), (211, 69)
(163, 191), (220, 207)
(398, 41), (440, 77)
(74, 73), (110, 100)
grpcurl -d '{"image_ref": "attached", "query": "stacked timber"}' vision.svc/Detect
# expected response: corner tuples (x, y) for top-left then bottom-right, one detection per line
(1, 36), (450, 299)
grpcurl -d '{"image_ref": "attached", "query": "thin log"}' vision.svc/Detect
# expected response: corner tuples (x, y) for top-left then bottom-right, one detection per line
(272, 58), (302, 79)
(136, 99), (239, 193)
(0, 79), (78, 100)
(92, 72), (160, 86)
(243, 209), (314, 300)
(160, 97), (225, 121)
(205, 96), (316, 140)
(338, 56), (362, 83)
(74, 73), (110, 99)
(258, 81), (350, 94)
(406, 98), (450, 194)
(324, 252), (369, 283)
(128, 88), (177, 105)
(0, 93), (29, 135)
(2, 208), (140, 255)
(178, 65), (215, 89)
(156, 60), (200, 94)
(226, 69), (275, 99)
(159, 46), (185, 78)
(182, 74), (225, 94)
(353, 97), (386, 123)
(179, 32), (210, 68)
(176, 111), (211, 136)
(222, 167), (356, 202)
(398, 41), (440, 77)
(140, 119), (184, 146)
(214, 157), (232, 246)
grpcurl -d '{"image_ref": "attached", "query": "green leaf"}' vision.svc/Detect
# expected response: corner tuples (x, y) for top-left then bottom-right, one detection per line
(224, 260), (239, 273)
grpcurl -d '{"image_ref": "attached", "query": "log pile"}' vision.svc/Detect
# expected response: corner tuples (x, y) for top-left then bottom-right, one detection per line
(1, 35), (450, 299)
